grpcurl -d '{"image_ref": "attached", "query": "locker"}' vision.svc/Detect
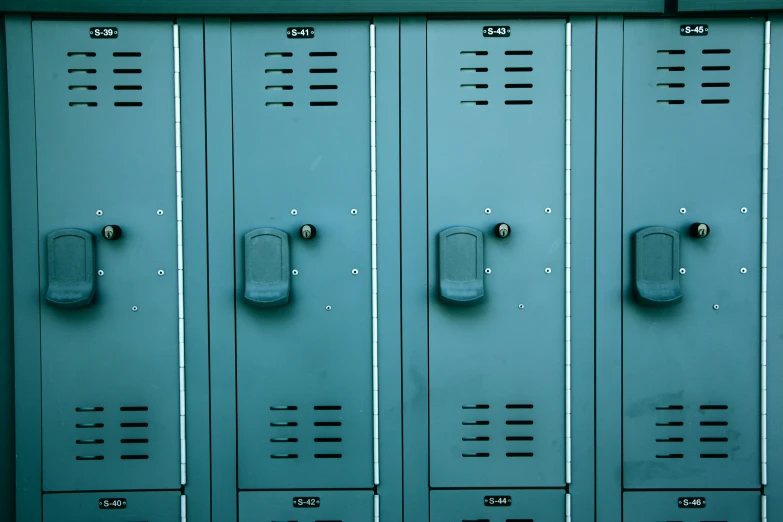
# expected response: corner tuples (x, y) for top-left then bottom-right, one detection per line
(231, 20), (374, 490)
(622, 491), (760, 521)
(31, 20), (181, 492)
(621, 18), (765, 489)
(426, 19), (567, 488)
(239, 490), (374, 522)
(430, 489), (565, 521)
(43, 491), (181, 522)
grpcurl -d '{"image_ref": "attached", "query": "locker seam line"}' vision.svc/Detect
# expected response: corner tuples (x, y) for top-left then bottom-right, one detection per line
(592, 15), (598, 522)
(228, 18), (239, 522)
(397, 17), (405, 522)
(619, 17), (625, 513)
(425, 17), (431, 504)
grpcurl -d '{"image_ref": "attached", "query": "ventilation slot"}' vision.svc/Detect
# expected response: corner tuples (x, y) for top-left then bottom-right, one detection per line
(310, 51), (338, 57)
(505, 100), (533, 105)
(271, 438), (299, 443)
(265, 52), (293, 57)
(461, 50), (488, 55)
(702, 66), (730, 71)
(658, 49), (685, 54)
(310, 85), (337, 90)
(506, 50), (533, 55)
(270, 406), (298, 411)
(76, 439), (104, 444)
(314, 438), (342, 442)
(656, 405), (684, 410)
(314, 406), (342, 411)
(702, 82), (730, 88)
(701, 405), (728, 410)
(76, 423), (104, 428)
(506, 83), (532, 89)
(120, 439), (149, 444)
(505, 67), (533, 72)
(507, 404), (534, 409)
(314, 453), (342, 459)
(266, 85), (294, 91)
(506, 420), (533, 425)
(68, 69), (96, 74)
(461, 67), (488, 73)
(115, 85), (142, 90)
(462, 453), (490, 458)
(507, 520), (534, 522)
(506, 452), (534, 457)
(658, 66), (685, 72)
(120, 454), (149, 460)
(113, 69), (142, 74)
(460, 84), (488, 89)
(310, 68), (337, 74)
(462, 519), (490, 522)
(76, 406), (104, 412)
(265, 69), (293, 74)
(76, 455), (104, 460)
(463, 436), (490, 441)
(115, 102), (142, 107)
(69, 102), (97, 107)
(657, 83), (685, 88)
(113, 52), (142, 57)
(314, 421), (341, 427)
(656, 421), (684, 426)
(700, 454), (728, 459)
(271, 421), (298, 427)
(507, 436), (534, 441)
(67, 52), (96, 57)
(271, 454), (298, 459)
(310, 101), (338, 106)
(461, 101), (488, 105)
(656, 437), (684, 442)
(701, 437), (729, 442)
(463, 420), (490, 425)
(656, 454), (684, 459)
(701, 421), (728, 426)
(702, 99), (730, 104)
(657, 100), (685, 105)
(462, 405), (490, 409)
(703, 49), (731, 54)
(266, 102), (294, 107)
(120, 423), (149, 428)
(69, 85), (97, 91)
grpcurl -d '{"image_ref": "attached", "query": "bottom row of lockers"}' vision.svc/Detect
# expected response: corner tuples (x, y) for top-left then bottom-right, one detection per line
(41, 489), (762, 521)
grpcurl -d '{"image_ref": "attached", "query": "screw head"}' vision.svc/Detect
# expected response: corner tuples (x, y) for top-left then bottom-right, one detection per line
(545, 208), (552, 214)
(157, 270), (165, 276)
(713, 304), (720, 310)
(292, 269), (299, 275)
(740, 267), (747, 274)
(157, 209), (164, 216)
(518, 304), (525, 309)
(679, 268), (686, 275)
(741, 207), (748, 214)
(680, 208), (687, 214)
(291, 209), (298, 216)
(351, 209), (358, 215)
(352, 269), (359, 275)
(132, 306), (138, 312)
(97, 270), (104, 276)
(485, 268), (491, 274)
(325, 305), (332, 311)
(96, 210), (103, 216)
(484, 208), (492, 214)
(545, 268), (552, 274)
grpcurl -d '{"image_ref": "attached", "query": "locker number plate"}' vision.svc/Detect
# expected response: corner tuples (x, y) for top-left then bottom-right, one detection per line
(98, 498), (127, 509)
(90, 27), (118, 38)
(680, 24), (708, 36)
(484, 496), (512, 506)
(678, 497), (707, 508)
(292, 497), (320, 508)
(287, 27), (315, 38)
(483, 26), (511, 37)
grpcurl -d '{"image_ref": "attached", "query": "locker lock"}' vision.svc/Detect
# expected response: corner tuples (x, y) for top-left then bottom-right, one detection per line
(299, 224), (317, 240)
(688, 223), (710, 239)
(494, 223), (511, 239)
(101, 225), (123, 241)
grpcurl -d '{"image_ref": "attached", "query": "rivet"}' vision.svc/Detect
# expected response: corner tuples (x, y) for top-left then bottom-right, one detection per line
(351, 209), (358, 215)
(741, 207), (748, 214)
(132, 306), (138, 312)
(158, 270), (165, 276)
(679, 268), (686, 275)
(484, 208), (492, 214)
(740, 267), (747, 274)
(352, 269), (359, 275)
(545, 208), (552, 214)
(518, 304), (525, 309)
(679, 208), (687, 214)
(291, 209), (298, 216)
(96, 210), (103, 216)
(545, 268), (552, 274)
(485, 268), (491, 274)
(157, 209), (164, 216)
(292, 269), (299, 276)
(713, 304), (720, 310)
(97, 270), (104, 276)
(325, 305), (332, 311)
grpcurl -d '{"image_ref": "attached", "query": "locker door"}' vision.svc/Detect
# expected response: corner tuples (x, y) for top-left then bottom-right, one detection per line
(43, 491), (181, 522)
(232, 21), (373, 490)
(622, 18), (764, 489)
(623, 491), (760, 521)
(239, 491), (374, 522)
(430, 489), (565, 522)
(33, 20), (181, 492)
(426, 19), (567, 488)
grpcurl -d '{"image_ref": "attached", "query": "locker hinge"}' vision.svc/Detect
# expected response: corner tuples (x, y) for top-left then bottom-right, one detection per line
(762, 494), (767, 522)
(173, 21), (187, 486)
(181, 494), (187, 522)
(370, 21), (380, 487)
(564, 21), (572, 486)
(761, 19), (770, 487)
(565, 492), (571, 522)
(374, 494), (380, 522)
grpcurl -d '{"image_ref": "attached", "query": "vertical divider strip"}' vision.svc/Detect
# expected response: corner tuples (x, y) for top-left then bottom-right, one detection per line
(370, 21), (381, 488)
(565, 20), (573, 487)
(762, 19), (771, 488)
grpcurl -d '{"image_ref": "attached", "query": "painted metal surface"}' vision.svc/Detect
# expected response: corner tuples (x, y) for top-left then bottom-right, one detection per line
(622, 18), (765, 490)
(430, 489), (565, 521)
(239, 490), (374, 521)
(426, 18), (566, 489)
(232, 19), (373, 490)
(623, 491), (760, 521)
(31, 20), (181, 491)
(43, 491), (181, 522)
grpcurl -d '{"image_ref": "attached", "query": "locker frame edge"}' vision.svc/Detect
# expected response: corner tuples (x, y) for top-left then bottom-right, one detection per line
(5, 14), (43, 522)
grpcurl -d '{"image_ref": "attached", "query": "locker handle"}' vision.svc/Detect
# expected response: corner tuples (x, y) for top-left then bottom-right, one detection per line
(438, 226), (485, 306)
(633, 226), (683, 307)
(243, 228), (291, 308)
(45, 228), (97, 308)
